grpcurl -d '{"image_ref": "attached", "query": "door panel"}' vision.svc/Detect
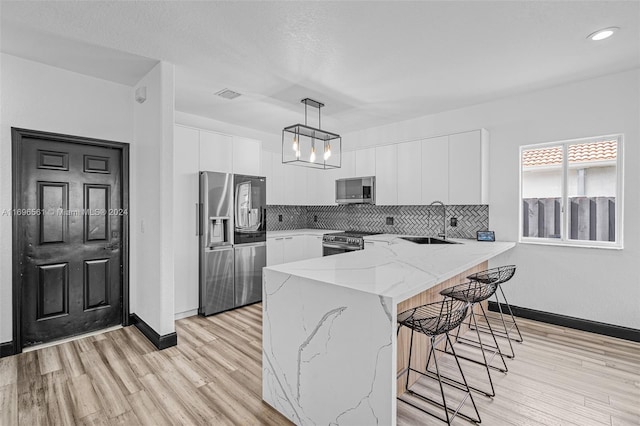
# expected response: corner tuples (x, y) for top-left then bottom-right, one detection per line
(37, 263), (69, 319)
(84, 259), (110, 310)
(38, 182), (68, 243)
(18, 137), (123, 347)
(84, 184), (110, 241)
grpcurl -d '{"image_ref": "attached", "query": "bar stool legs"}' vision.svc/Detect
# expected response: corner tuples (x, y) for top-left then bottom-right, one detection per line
(448, 302), (508, 397)
(438, 281), (509, 398)
(467, 265), (522, 359)
(397, 300), (481, 425)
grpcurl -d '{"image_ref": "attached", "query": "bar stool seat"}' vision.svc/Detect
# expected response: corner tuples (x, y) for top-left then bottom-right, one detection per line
(397, 299), (481, 425)
(467, 265), (521, 358)
(439, 281), (508, 397)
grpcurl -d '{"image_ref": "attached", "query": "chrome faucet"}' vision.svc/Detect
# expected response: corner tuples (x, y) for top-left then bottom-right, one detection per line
(429, 200), (447, 239)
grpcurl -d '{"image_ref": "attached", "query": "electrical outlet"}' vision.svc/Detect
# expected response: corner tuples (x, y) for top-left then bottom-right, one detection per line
(450, 217), (458, 227)
(314, 215), (318, 222)
(386, 217), (394, 226)
(278, 214), (283, 222)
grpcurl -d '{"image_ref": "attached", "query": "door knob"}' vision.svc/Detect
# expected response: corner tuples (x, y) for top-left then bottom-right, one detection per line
(104, 242), (119, 250)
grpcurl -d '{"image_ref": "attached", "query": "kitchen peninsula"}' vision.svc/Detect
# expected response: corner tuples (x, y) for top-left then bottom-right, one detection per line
(262, 236), (515, 425)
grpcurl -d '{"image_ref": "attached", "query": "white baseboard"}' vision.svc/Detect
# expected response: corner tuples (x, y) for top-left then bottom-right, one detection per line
(175, 309), (198, 320)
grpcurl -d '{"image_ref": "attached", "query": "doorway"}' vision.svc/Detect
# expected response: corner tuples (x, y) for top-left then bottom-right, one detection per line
(12, 128), (130, 353)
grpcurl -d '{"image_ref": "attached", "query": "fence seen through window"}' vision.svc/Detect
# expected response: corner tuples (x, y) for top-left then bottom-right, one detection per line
(521, 137), (620, 245)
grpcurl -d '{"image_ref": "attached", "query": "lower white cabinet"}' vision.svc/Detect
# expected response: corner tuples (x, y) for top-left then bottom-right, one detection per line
(307, 235), (323, 258)
(283, 235), (306, 263)
(267, 237), (285, 266)
(267, 233), (324, 266)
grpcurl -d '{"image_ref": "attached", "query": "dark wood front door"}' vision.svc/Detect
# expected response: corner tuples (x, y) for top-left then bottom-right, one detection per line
(13, 129), (127, 349)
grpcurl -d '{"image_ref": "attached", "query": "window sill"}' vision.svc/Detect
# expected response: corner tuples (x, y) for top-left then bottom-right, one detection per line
(519, 238), (623, 250)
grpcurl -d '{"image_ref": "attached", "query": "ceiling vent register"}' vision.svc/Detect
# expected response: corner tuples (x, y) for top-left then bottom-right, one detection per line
(215, 88), (242, 100)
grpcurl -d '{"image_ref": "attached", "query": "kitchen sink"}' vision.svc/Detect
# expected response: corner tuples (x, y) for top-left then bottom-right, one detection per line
(399, 236), (459, 244)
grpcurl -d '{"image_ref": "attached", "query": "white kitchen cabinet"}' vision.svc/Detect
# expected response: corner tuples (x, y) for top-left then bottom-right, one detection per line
(268, 233), (323, 266)
(375, 144), (398, 205)
(355, 147), (376, 177)
(448, 129), (488, 204)
(267, 237), (284, 266)
(270, 153), (286, 205)
(262, 150), (274, 204)
(233, 136), (261, 176)
(199, 130), (233, 172)
(397, 140), (422, 205)
(305, 168), (322, 206)
(364, 240), (389, 250)
(306, 235), (323, 258)
(284, 164), (308, 205)
(337, 150), (356, 179)
(173, 125), (200, 315)
(283, 235), (307, 263)
(421, 135), (449, 204)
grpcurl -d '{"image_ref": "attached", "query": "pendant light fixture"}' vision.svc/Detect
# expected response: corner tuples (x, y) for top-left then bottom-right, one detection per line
(282, 98), (341, 169)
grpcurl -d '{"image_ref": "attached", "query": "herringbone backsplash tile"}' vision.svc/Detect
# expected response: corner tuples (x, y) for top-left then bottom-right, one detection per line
(267, 204), (489, 239)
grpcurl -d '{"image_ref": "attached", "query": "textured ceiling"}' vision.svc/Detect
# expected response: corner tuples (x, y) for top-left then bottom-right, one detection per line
(1, 1), (638, 136)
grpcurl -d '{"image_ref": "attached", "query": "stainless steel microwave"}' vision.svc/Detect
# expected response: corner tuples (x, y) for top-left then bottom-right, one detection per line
(335, 176), (375, 204)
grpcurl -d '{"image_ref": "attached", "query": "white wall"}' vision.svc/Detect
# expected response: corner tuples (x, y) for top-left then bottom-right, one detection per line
(344, 69), (640, 329)
(0, 54), (134, 343)
(133, 62), (176, 336)
(175, 110), (280, 152)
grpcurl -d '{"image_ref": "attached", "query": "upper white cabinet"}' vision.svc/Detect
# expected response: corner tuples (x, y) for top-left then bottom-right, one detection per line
(199, 130), (233, 172)
(397, 140), (422, 205)
(284, 164), (308, 206)
(173, 125), (201, 315)
(448, 129), (488, 204)
(270, 152), (286, 205)
(375, 144), (398, 205)
(263, 128), (488, 207)
(233, 136), (261, 176)
(335, 150), (355, 180)
(355, 148), (376, 177)
(421, 135), (449, 204)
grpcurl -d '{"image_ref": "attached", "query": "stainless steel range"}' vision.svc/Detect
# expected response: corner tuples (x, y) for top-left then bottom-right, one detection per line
(322, 231), (380, 256)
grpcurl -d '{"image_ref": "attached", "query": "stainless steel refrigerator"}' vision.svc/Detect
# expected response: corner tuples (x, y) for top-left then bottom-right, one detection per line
(199, 171), (266, 316)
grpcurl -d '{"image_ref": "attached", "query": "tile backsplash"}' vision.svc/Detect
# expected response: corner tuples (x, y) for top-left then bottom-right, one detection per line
(267, 204), (489, 239)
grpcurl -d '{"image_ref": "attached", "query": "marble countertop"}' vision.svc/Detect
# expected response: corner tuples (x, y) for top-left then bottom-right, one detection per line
(266, 237), (516, 303)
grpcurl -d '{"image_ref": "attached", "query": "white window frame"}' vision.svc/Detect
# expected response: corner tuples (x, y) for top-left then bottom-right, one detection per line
(519, 134), (624, 249)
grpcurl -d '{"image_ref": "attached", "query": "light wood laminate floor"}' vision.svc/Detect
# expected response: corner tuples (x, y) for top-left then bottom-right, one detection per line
(1, 303), (638, 425)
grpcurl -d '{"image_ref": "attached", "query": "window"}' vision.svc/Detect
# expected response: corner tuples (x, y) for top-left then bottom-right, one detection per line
(520, 135), (623, 248)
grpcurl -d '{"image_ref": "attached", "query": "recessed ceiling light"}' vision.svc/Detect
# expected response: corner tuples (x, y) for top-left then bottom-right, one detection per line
(587, 27), (619, 41)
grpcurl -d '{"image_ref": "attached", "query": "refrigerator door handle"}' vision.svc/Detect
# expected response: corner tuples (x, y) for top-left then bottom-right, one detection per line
(198, 203), (203, 236)
(196, 203), (199, 236)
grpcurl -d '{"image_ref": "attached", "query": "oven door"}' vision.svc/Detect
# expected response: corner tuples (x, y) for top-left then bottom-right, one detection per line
(322, 243), (361, 256)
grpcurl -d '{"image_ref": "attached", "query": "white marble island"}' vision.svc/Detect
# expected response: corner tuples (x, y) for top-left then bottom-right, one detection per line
(262, 237), (515, 425)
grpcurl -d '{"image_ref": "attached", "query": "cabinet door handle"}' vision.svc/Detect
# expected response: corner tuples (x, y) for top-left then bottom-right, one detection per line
(285, 237), (293, 240)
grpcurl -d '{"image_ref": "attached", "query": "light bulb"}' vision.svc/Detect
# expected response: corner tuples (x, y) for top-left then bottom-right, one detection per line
(324, 143), (331, 160)
(310, 146), (316, 163)
(587, 27), (619, 41)
(295, 148), (301, 159)
(292, 135), (299, 151)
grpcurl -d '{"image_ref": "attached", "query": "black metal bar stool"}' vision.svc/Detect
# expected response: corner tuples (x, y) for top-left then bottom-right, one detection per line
(439, 281), (508, 397)
(397, 299), (481, 425)
(467, 265), (521, 359)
